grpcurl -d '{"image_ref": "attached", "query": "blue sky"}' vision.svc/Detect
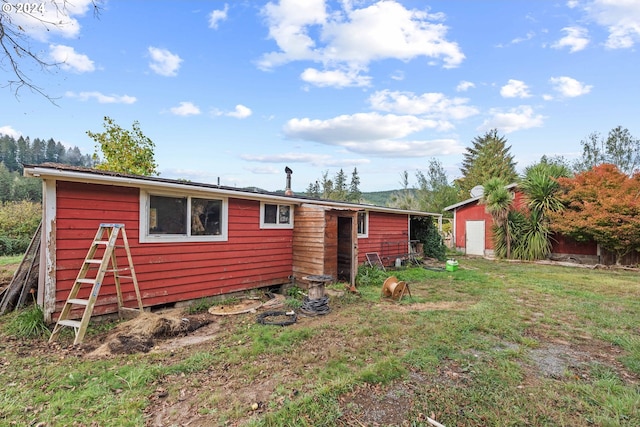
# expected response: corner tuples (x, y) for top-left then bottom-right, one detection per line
(1, 0), (639, 193)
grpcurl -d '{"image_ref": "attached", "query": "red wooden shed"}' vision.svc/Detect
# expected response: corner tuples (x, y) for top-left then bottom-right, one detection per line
(24, 163), (440, 322)
(444, 185), (599, 262)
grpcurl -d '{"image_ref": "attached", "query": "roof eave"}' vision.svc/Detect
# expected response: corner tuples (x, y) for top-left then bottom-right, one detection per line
(24, 164), (441, 217)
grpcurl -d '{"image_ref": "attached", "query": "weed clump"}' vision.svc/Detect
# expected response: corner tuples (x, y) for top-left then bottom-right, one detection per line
(4, 303), (50, 339)
(356, 264), (387, 287)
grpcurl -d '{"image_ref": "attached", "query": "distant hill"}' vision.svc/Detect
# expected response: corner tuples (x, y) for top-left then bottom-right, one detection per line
(360, 190), (399, 206)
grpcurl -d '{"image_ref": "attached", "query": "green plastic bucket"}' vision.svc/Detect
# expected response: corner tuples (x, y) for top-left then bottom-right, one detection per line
(445, 259), (459, 272)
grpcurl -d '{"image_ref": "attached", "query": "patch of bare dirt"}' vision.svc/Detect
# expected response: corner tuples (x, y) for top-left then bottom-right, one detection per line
(377, 300), (475, 312)
(87, 310), (215, 357)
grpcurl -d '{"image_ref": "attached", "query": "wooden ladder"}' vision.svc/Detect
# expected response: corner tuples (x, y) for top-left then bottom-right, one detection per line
(49, 223), (143, 345)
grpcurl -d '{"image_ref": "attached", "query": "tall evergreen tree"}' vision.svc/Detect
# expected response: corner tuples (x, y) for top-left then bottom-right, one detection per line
(0, 163), (12, 202)
(15, 136), (31, 169)
(32, 138), (46, 164)
(332, 169), (348, 201)
(306, 181), (321, 198)
(0, 135), (19, 171)
(320, 171), (334, 199)
(457, 129), (517, 198)
(45, 138), (58, 162)
(347, 167), (361, 202)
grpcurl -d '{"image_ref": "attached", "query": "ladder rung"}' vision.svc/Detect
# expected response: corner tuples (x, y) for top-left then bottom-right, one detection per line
(76, 278), (96, 284)
(67, 298), (89, 306)
(85, 260), (103, 264)
(94, 240), (110, 245)
(117, 276), (133, 279)
(58, 319), (82, 328)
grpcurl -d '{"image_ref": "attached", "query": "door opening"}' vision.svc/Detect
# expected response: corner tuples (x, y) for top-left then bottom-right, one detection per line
(337, 216), (352, 282)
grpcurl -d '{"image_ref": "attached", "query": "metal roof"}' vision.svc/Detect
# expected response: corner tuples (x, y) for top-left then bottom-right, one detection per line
(23, 163), (441, 218)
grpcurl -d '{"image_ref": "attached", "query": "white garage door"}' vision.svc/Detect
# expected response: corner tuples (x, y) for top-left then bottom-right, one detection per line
(465, 220), (485, 256)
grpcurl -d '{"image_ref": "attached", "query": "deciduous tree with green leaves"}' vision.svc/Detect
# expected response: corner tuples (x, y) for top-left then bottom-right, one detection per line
(87, 116), (158, 176)
(457, 129), (517, 198)
(573, 126), (640, 176)
(416, 158), (459, 214)
(549, 164), (640, 265)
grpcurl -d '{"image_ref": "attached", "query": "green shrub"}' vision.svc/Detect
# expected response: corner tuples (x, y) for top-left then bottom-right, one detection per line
(0, 201), (41, 255)
(412, 216), (446, 261)
(356, 264), (387, 287)
(423, 224), (446, 261)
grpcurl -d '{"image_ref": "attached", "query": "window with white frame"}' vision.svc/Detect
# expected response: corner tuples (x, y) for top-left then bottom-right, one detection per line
(261, 202), (293, 228)
(141, 191), (227, 242)
(357, 211), (368, 237)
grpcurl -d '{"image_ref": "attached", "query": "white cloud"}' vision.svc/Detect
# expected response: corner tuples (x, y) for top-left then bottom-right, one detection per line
(500, 79), (532, 98)
(456, 80), (475, 92)
(368, 90), (478, 122)
(390, 70), (405, 81)
(478, 105), (545, 134)
(170, 102), (201, 116)
(0, 125), (21, 139)
(259, 0), (464, 86)
(148, 47), (183, 77)
(281, 112), (466, 157)
(6, 0), (94, 41)
(549, 76), (592, 97)
(209, 4), (229, 29)
(284, 112), (442, 144)
(65, 91), (137, 104)
(580, 0), (640, 48)
(511, 31), (535, 44)
(227, 105), (252, 119)
(300, 67), (371, 87)
(241, 152), (370, 167)
(338, 138), (466, 157)
(212, 104), (252, 119)
(552, 26), (590, 52)
(49, 44), (95, 73)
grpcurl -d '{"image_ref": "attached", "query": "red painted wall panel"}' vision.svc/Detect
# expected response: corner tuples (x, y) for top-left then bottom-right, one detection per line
(357, 212), (409, 266)
(453, 191), (597, 257)
(551, 233), (597, 255)
(54, 181), (293, 318)
(454, 202), (492, 250)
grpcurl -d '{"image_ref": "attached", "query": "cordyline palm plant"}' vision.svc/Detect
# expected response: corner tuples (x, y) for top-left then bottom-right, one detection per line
(514, 161), (571, 260)
(486, 160), (571, 261)
(481, 177), (514, 258)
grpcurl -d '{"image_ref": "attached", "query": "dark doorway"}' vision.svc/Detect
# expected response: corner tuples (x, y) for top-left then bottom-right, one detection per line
(337, 216), (353, 281)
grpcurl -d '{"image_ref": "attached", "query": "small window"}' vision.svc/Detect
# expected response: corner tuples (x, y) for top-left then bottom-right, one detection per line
(149, 195), (187, 235)
(191, 198), (222, 236)
(141, 192), (227, 242)
(261, 203), (293, 228)
(357, 211), (368, 237)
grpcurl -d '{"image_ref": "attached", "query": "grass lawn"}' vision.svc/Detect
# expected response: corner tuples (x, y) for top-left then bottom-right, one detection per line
(0, 258), (638, 426)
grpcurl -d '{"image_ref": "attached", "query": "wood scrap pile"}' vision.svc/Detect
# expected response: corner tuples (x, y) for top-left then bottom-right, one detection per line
(0, 222), (41, 315)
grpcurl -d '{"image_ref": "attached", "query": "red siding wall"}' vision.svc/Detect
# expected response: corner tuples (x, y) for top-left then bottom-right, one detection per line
(357, 212), (409, 266)
(454, 192), (527, 251)
(55, 181), (293, 318)
(453, 192), (598, 259)
(551, 234), (597, 256)
(454, 202), (493, 250)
